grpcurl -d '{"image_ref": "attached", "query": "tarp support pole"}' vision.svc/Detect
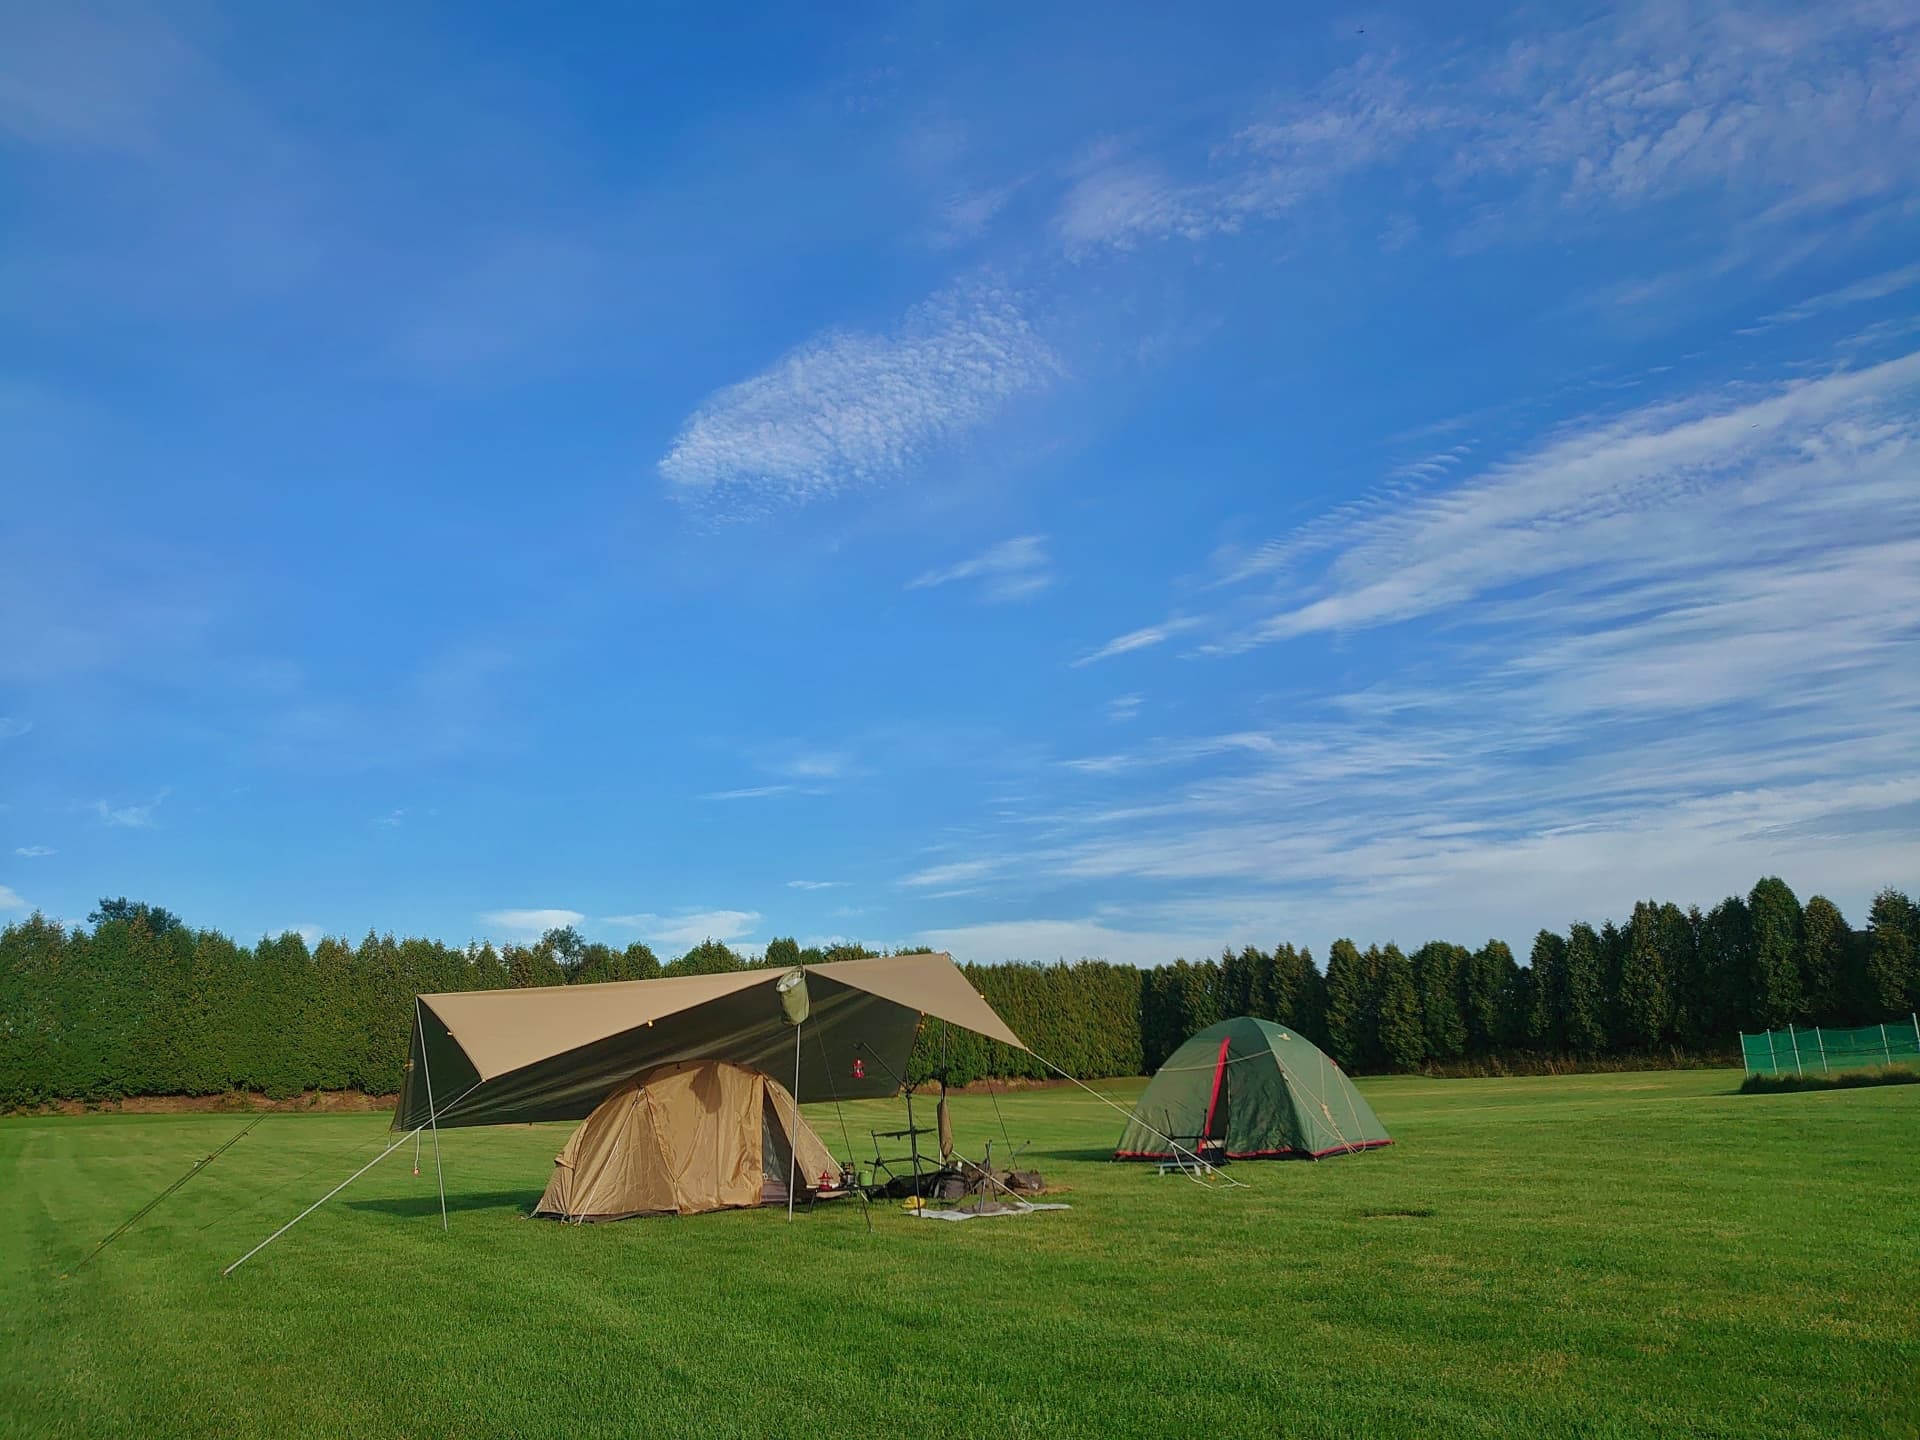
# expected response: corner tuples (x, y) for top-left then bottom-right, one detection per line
(1025, 1046), (1247, 1189)
(223, 1128), (420, 1277)
(1788, 1024), (1802, 1076)
(1882, 1024), (1891, 1065)
(787, 1023), (801, 1223)
(1816, 1027), (1827, 1073)
(417, 999), (448, 1232)
(1766, 1030), (1777, 1075)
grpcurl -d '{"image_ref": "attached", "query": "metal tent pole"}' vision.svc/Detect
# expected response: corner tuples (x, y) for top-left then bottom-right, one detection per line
(787, 1022), (802, 1223)
(1788, 1024), (1802, 1076)
(1816, 1027), (1828, 1073)
(223, 1129), (420, 1276)
(1881, 1024), (1892, 1066)
(1766, 1030), (1778, 1075)
(417, 999), (448, 1232)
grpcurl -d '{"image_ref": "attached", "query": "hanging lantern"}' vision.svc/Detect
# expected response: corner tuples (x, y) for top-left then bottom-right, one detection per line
(852, 1056), (866, 1080)
(775, 967), (810, 1027)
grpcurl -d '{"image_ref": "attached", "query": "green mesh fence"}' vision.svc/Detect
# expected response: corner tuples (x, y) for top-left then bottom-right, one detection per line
(1740, 1017), (1920, 1076)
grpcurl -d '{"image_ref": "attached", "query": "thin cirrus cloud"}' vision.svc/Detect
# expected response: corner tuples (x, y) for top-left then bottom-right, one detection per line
(1071, 617), (1198, 668)
(13, 846), (55, 858)
(786, 879), (846, 891)
(1208, 348), (1920, 653)
(657, 278), (1059, 511)
(907, 534), (1054, 603)
(929, 338), (1920, 957)
(1052, 7), (1920, 258)
(0, 717), (31, 739)
(0, 885), (25, 911)
(604, 909), (760, 948)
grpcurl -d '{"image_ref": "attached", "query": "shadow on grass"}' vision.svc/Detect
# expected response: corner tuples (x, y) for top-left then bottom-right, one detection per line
(1736, 1066), (1918, 1095)
(344, 1189), (542, 1218)
(1027, 1146), (1119, 1164)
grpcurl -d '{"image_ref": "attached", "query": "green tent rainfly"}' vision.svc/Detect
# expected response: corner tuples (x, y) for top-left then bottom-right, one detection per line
(1115, 1016), (1392, 1161)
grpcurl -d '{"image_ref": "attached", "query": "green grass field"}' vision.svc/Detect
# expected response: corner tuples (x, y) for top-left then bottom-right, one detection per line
(5, 1070), (1916, 1439)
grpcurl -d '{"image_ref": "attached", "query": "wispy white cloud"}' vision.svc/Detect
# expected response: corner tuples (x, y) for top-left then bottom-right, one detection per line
(917, 340), (1920, 960)
(1071, 617), (1199, 667)
(604, 909), (760, 948)
(1210, 349), (1920, 651)
(1051, 7), (1920, 258)
(371, 808), (407, 829)
(478, 907), (585, 938)
(0, 717), (31, 739)
(899, 858), (1000, 889)
(1739, 262), (1920, 335)
(1105, 693), (1143, 723)
(13, 845), (55, 858)
(908, 534), (1055, 603)
(0, 885), (25, 911)
(658, 278), (1059, 511)
(90, 789), (169, 829)
(702, 784), (797, 801)
(771, 749), (850, 781)
(786, 879), (847, 891)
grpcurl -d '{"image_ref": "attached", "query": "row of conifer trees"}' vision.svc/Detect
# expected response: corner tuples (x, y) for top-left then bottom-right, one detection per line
(1, 876), (1916, 1105)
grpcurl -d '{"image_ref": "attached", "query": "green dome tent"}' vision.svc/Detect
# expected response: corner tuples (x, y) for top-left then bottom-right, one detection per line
(1115, 1016), (1391, 1161)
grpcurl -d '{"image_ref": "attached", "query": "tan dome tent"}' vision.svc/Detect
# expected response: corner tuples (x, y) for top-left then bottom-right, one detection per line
(535, 1059), (839, 1220)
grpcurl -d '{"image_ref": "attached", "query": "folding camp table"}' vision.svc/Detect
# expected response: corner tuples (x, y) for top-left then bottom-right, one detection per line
(1153, 1135), (1224, 1177)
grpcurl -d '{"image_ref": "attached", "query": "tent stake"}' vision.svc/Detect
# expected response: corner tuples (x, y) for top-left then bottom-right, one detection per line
(417, 999), (448, 1232)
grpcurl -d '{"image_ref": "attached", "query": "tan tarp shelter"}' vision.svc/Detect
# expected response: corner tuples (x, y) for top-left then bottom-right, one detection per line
(394, 952), (1026, 1131)
(534, 1060), (839, 1220)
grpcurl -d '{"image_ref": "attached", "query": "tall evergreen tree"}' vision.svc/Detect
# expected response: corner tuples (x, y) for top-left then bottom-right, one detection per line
(1799, 896), (1848, 1022)
(1323, 940), (1372, 1071)
(1864, 889), (1914, 1018)
(1618, 901), (1673, 1050)
(1269, 945), (1327, 1045)
(1598, 920), (1630, 1048)
(1462, 940), (1521, 1054)
(1695, 897), (1751, 1044)
(1747, 877), (1804, 1028)
(1411, 941), (1468, 1062)
(1659, 904), (1701, 1045)
(1562, 924), (1607, 1055)
(1219, 946), (1256, 1018)
(1375, 945), (1426, 1072)
(1526, 930), (1568, 1051)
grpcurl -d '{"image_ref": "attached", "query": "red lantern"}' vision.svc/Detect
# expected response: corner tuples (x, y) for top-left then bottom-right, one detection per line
(852, 1057), (866, 1080)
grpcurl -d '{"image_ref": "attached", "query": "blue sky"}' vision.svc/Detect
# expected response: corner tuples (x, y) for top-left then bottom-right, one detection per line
(3, 1), (1918, 963)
